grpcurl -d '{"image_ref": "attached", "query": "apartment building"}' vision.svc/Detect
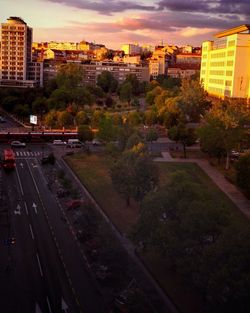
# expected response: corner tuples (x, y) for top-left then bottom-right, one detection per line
(200, 25), (250, 101)
(0, 16), (43, 87)
(43, 60), (149, 85)
(82, 61), (149, 85)
(149, 49), (166, 79)
(121, 44), (141, 55)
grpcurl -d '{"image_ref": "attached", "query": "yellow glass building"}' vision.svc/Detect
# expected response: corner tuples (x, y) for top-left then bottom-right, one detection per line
(200, 25), (250, 101)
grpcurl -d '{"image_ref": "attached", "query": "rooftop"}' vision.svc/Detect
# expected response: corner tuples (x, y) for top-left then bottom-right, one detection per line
(214, 24), (250, 38)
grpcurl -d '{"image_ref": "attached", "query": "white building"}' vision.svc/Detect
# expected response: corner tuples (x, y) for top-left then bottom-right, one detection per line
(121, 43), (141, 55)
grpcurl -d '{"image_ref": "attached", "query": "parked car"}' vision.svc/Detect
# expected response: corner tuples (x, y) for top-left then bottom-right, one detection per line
(53, 139), (66, 145)
(92, 139), (103, 146)
(10, 140), (26, 148)
(65, 199), (84, 210)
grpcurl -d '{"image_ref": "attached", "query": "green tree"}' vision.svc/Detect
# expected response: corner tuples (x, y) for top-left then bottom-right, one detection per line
(146, 128), (159, 152)
(179, 78), (211, 122)
(91, 110), (104, 128)
(126, 111), (142, 127)
(75, 111), (89, 125)
(78, 124), (93, 142)
(97, 115), (117, 142)
(56, 63), (84, 88)
(110, 150), (158, 206)
(32, 97), (48, 122)
(144, 110), (158, 126)
(236, 153), (250, 196)
(119, 82), (133, 105)
(97, 71), (118, 93)
(199, 102), (248, 169)
(44, 110), (58, 128)
(168, 122), (197, 158)
(124, 74), (140, 96)
(57, 111), (74, 128)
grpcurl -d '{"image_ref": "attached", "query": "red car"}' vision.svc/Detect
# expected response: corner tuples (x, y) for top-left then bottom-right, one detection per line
(65, 199), (83, 210)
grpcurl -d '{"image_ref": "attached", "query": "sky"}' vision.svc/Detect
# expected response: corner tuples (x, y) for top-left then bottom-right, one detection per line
(1, 0), (249, 49)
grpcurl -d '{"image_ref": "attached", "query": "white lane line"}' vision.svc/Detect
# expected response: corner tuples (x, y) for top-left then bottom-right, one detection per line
(46, 297), (52, 313)
(24, 202), (28, 215)
(36, 253), (43, 277)
(29, 224), (34, 240)
(15, 165), (24, 196)
(26, 160), (40, 196)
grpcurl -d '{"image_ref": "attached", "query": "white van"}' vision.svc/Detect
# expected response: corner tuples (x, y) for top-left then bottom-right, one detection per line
(66, 139), (83, 148)
(53, 139), (66, 145)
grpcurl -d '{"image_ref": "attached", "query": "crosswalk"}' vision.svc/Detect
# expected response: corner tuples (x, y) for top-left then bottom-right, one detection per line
(14, 151), (43, 157)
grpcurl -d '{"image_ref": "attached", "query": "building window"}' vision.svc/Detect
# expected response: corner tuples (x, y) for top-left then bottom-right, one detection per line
(225, 80), (232, 86)
(227, 60), (234, 66)
(227, 50), (234, 56)
(228, 40), (235, 47)
(226, 71), (233, 76)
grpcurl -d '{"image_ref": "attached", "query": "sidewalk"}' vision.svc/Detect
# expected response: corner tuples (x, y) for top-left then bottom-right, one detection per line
(155, 152), (250, 220)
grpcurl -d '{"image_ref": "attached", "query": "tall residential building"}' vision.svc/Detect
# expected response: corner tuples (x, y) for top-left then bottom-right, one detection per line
(200, 25), (250, 101)
(0, 16), (43, 87)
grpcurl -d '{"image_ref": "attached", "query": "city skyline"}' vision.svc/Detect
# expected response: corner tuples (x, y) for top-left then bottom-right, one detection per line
(1, 0), (249, 48)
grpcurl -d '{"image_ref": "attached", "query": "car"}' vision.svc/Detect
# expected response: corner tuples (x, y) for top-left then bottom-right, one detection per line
(65, 199), (84, 210)
(53, 139), (66, 145)
(10, 141), (26, 148)
(92, 139), (103, 146)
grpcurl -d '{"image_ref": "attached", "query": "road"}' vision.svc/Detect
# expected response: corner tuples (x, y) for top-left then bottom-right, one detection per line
(0, 144), (108, 313)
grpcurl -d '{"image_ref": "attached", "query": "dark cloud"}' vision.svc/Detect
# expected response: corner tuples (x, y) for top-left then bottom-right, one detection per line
(158, 0), (250, 17)
(44, 0), (156, 15)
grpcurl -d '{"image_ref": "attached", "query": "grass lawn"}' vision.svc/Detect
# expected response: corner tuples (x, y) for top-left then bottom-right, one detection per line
(64, 152), (246, 313)
(64, 152), (140, 233)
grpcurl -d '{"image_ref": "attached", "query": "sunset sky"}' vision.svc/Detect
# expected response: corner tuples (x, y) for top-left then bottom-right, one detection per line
(1, 0), (249, 48)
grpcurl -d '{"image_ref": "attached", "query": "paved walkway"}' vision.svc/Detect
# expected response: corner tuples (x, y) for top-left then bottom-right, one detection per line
(155, 152), (250, 220)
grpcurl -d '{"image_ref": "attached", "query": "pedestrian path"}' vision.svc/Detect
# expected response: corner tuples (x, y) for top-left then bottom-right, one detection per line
(14, 151), (43, 158)
(155, 152), (250, 220)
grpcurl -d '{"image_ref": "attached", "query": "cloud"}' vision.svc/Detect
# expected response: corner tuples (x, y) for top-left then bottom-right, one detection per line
(43, 0), (156, 15)
(158, 0), (250, 17)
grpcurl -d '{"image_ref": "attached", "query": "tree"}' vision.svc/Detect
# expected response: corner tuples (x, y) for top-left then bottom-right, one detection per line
(124, 74), (140, 96)
(110, 150), (158, 206)
(75, 111), (89, 125)
(56, 63), (84, 88)
(126, 111), (142, 127)
(236, 153), (250, 196)
(78, 125), (93, 142)
(97, 71), (118, 93)
(57, 111), (74, 128)
(97, 115), (117, 142)
(91, 110), (104, 128)
(168, 122), (197, 158)
(199, 102), (248, 169)
(144, 110), (158, 126)
(126, 132), (144, 150)
(179, 78), (211, 122)
(32, 97), (48, 123)
(119, 82), (133, 105)
(44, 110), (58, 128)
(146, 128), (159, 152)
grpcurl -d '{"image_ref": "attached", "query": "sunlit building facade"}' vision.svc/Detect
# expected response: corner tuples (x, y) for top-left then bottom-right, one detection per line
(200, 25), (250, 101)
(0, 16), (43, 87)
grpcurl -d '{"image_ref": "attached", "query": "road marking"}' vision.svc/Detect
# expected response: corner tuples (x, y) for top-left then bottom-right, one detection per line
(46, 297), (52, 313)
(29, 224), (34, 240)
(15, 165), (24, 196)
(14, 204), (21, 215)
(32, 202), (38, 214)
(24, 202), (28, 215)
(35, 303), (42, 313)
(62, 298), (69, 312)
(36, 253), (43, 277)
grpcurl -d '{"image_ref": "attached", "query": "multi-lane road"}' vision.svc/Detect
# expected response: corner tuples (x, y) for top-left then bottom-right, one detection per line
(0, 144), (108, 313)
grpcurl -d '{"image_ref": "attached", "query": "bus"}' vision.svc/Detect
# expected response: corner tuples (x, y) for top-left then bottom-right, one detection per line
(2, 149), (15, 170)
